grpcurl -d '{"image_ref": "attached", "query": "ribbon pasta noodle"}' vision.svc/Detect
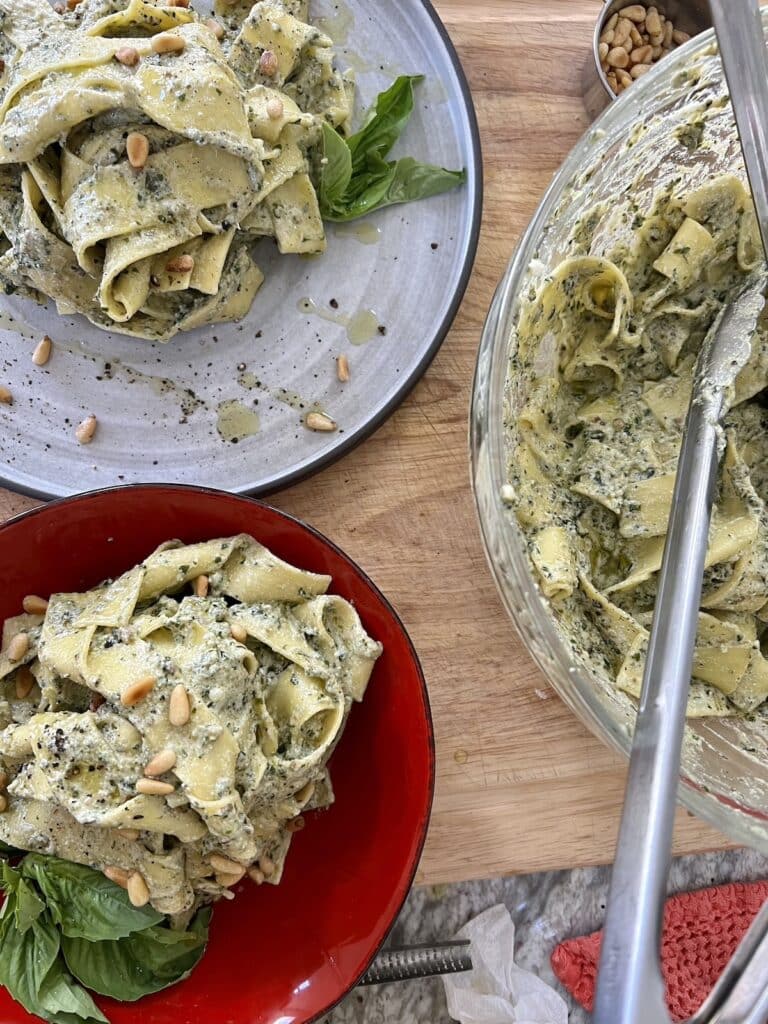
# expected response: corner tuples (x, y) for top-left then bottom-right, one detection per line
(509, 172), (768, 719)
(0, 535), (382, 914)
(0, 0), (353, 341)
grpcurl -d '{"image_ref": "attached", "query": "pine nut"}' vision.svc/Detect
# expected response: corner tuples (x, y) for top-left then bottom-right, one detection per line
(649, 30), (663, 46)
(247, 866), (264, 884)
(32, 336), (52, 366)
(193, 574), (209, 597)
(230, 622), (248, 643)
(151, 33), (185, 54)
(286, 815), (305, 834)
(144, 748), (176, 777)
(7, 633), (29, 662)
(305, 411), (337, 432)
(605, 12), (619, 32)
(613, 18), (632, 47)
(209, 853), (243, 874)
(629, 25), (642, 47)
(616, 69), (633, 88)
(169, 684), (190, 726)
(166, 254), (194, 274)
(645, 7), (661, 35)
(75, 414), (97, 444)
(0, 794), (8, 813)
(651, 43), (663, 59)
(115, 46), (140, 66)
(15, 666), (34, 699)
(23, 595), (48, 615)
(0, 386), (12, 405)
(104, 866), (131, 888)
(259, 49), (278, 76)
(126, 132), (149, 170)
(620, 5), (646, 22)
(630, 45), (653, 65)
(116, 828), (140, 840)
(663, 20), (674, 48)
(136, 777), (175, 795)
(336, 355), (350, 382)
(121, 675), (156, 707)
(90, 692), (106, 711)
(295, 781), (315, 804)
(672, 29), (690, 45)
(266, 97), (284, 119)
(600, 28), (615, 46)
(631, 63), (652, 78)
(0, 771), (10, 790)
(607, 47), (629, 69)
(127, 871), (150, 907)
(258, 855), (275, 877)
(205, 18), (224, 39)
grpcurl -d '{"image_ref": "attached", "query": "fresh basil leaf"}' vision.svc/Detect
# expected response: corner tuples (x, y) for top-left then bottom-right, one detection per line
(36, 958), (108, 1024)
(0, 909), (105, 1024)
(323, 156), (466, 223)
(22, 855), (163, 940)
(62, 910), (211, 1002)
(317, 75), (466, 222)
(0, 911), (60, 1017)
(319, 122), (352, 210)
(346, 75), (423, 172)
(0, 861), (20, 893)
(14, 875), (45, 933)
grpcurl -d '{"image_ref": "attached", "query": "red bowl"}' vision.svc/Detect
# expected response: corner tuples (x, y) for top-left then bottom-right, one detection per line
(0, 485), (434, 1024)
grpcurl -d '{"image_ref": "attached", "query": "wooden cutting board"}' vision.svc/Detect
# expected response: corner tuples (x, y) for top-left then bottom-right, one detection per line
(0, 0), (735, 884)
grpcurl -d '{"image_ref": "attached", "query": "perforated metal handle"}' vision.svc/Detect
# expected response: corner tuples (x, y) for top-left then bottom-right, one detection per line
(360, 941), (472, 985)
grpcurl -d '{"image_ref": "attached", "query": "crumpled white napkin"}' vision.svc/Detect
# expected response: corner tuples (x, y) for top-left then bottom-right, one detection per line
(443, 904), (569, 1024)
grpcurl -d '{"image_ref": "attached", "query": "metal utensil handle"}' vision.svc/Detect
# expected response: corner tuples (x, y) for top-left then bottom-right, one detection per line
(360, 941), (472, 985)
(710, 0), (768, 261)
(594, 390), (724, 1024)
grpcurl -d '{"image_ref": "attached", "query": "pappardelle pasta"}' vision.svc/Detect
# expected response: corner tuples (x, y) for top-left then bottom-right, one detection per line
(0, 0), (351, 340)
(0, 535), (382, 915)
(509, 173), (768, 719)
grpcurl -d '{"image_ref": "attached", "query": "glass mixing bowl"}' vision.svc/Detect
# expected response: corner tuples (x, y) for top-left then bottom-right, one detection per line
(471, 22), (768, 851)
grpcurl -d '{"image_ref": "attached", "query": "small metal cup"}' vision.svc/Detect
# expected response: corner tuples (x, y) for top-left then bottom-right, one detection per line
(583, 0), (713, 120)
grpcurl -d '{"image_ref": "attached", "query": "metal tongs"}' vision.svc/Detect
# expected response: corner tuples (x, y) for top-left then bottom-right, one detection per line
(595, 2), (768, 1022)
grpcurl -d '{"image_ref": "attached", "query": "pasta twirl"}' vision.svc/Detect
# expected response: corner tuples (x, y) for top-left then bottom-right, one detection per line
(0, 0), (354, 341)
(0, 535), (382, 915)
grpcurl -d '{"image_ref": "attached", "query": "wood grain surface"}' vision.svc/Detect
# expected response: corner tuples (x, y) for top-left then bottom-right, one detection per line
(0, 0), (736, 883)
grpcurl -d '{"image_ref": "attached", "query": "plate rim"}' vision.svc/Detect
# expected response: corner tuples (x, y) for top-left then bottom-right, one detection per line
(0, 481), (437, 1023)
(0, 0), (483, 503)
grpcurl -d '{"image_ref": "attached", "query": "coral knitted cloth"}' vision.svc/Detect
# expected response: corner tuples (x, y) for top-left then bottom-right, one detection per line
(551, 882), (768, 1021)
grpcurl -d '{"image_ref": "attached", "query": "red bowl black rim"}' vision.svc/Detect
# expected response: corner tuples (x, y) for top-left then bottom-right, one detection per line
(0, 482), (436, 1023)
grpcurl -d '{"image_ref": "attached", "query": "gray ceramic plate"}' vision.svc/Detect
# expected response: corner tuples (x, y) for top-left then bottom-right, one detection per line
(0, 0), (481, 499)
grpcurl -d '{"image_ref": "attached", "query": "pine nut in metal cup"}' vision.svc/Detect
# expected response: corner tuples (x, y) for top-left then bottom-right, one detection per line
(585, 1), (712, 120)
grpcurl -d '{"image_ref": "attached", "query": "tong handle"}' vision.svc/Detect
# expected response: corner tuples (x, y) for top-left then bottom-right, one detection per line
(360, 941), (472, 985)
(594, 394), (723, 1024)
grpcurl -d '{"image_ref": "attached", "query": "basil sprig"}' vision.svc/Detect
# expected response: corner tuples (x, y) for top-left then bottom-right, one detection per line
(0, 852), (210, 1023)
(318, 75), (467, 222)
